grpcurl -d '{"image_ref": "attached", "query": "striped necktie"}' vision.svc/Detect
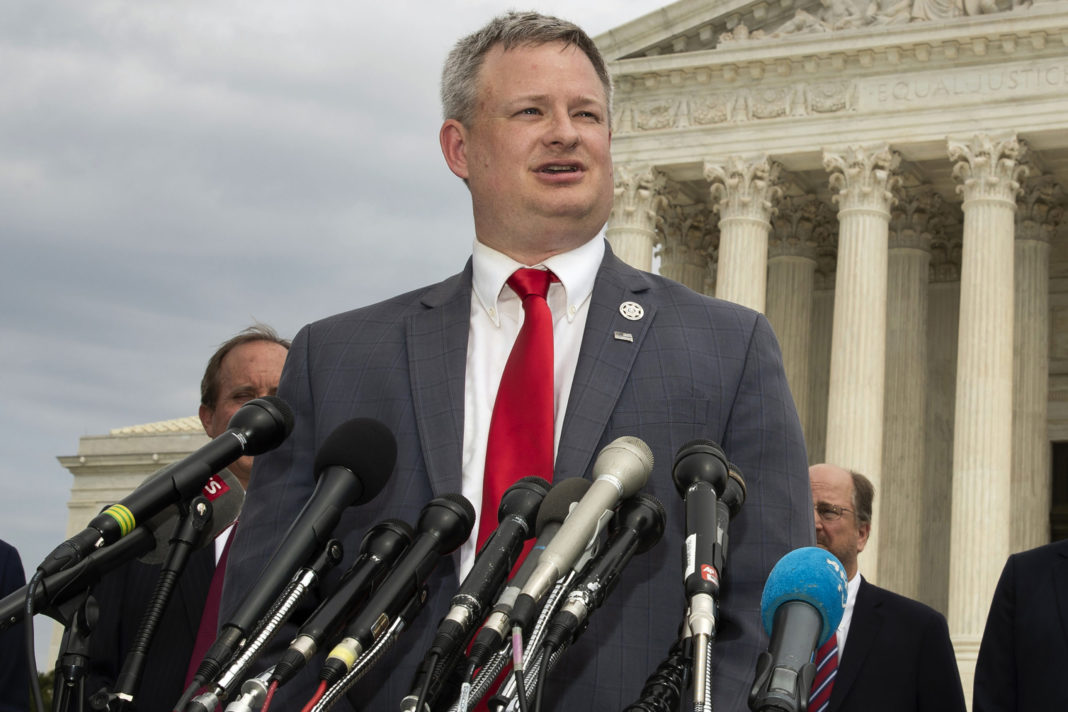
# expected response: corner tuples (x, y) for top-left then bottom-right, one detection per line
(809, 633), (838, 712)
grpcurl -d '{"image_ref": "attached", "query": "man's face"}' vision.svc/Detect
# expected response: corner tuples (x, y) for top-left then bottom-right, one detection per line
(199, 340), (288, 489)
(809, 464), (870, 580)
(440, 41), (613, 262)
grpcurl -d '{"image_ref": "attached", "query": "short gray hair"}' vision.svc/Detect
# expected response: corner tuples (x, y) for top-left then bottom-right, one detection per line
(441, 11), (612, 127)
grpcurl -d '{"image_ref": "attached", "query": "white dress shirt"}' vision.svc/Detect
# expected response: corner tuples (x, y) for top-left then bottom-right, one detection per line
(458, 236), (604, 575)
(835, 571), (863, 657)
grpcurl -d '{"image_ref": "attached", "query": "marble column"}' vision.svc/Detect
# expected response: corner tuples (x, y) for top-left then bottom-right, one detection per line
(1012, 160), (1062, 553)
(704, 155), (783, 312)
(879, 186), (943, 598)
(767, 195), (833, 442)
(658, 201), (716, 295)
(946, 133), (1026, 691)
(606, 164), (667, 272)
(822, 144), (901, 583)
(922, 240), (962, 617)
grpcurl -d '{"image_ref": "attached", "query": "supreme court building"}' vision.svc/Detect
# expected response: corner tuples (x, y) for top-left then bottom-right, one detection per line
(592, 0), (1068, 697)
(58, 0), (1068, 703)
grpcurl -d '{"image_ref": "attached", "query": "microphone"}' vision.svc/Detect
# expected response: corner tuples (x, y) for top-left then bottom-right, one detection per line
(672, 439), (729, 602)
(510, 436), (653, 632)
(0, 469), (244, 628)
(543, 493), (666, 651)
(402, 477), (549, 712)
(464, 477), (591, 677)
(270, 519), (415, 688)
(189, 417), (396, 691)
(748, 547), (848, 712)
(38, 396), (293, 577)
(319, 494), (475, 684)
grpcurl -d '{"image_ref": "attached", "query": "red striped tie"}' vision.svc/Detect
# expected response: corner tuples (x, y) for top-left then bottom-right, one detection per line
(809, 634), (838, 712)
(478, 268), (557, 548)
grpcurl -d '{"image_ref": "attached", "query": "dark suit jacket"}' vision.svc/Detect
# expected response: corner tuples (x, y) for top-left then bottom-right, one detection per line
(84, 545), (214, 712)
(221, 244), (814, 711)
(973, 538), (1068, 711)
(829, 577), (966, 712)
(0, 540), (30, 712)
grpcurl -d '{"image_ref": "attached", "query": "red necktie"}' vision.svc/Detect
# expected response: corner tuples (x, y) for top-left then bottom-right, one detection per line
(478, 268), (557, 548)
(809, 634), (839, 712)
(184, 526), (235, 688)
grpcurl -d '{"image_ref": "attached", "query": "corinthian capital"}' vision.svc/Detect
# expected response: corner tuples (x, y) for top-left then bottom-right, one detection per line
(611, 164), (668, 233)
(703, 155), (784, 222)
(1015, 170), (1065, 244)
(948, 133), (1028, 205)
(770, 194), (834, 259)
(889, 185), (951, 251)
(823, 143), (902, 214)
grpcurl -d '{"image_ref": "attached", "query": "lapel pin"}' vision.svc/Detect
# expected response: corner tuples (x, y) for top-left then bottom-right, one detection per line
(619, 301), (644, 321)
(614, 331), (634, 342)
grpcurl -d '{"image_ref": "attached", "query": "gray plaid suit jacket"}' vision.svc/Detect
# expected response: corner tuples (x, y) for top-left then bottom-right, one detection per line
(220, 242), (814, 711)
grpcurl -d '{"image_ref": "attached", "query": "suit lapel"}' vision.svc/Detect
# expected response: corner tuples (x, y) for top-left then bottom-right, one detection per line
(176, 545), (215, 637)
(555, 247), (656, 481)
(831, 577), (881, 710)
(407, 265), (472, 497)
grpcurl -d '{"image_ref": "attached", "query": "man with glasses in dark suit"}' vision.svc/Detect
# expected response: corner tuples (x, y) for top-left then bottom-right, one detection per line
(808, 463), (966, 712)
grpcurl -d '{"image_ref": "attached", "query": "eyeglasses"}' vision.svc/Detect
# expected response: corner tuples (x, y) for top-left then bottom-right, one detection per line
(814, 502), (856, 522)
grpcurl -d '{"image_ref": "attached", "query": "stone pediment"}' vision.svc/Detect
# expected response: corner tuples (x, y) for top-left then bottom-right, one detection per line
(595, 0), (1043, 60)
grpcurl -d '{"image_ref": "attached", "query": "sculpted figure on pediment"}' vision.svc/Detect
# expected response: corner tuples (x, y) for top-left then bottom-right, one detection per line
(865, 0), (913, 24)
(771, 0), (864, 37)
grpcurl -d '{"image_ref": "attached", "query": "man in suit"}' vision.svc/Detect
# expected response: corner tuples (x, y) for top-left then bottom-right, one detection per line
(808, 464), (966, 712)
(973, 537), (1068, 710)
(221, 12), (813, 711)
(85, 324), (289, 712)
(0, 539), (30, 712)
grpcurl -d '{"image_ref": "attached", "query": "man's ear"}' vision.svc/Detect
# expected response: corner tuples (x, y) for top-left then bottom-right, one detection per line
(198, 403), (216, 438)
(440, 119), (470, 180)
(856, 520), (872, 553)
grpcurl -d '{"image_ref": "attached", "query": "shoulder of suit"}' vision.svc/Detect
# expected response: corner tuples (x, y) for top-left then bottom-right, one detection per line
(304, 267), (471, 333)
(861, 579), (946, 623)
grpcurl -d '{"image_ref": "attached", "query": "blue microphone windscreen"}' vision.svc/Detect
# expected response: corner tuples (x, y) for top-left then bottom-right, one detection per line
(760, 546), (848, 646)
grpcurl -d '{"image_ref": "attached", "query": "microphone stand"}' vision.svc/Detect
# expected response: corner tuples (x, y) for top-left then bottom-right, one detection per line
(309, 584), (429, 712)
(104, 496), (214, 711)
(188, 538), (344, 711)
(51, 587), (98, 712)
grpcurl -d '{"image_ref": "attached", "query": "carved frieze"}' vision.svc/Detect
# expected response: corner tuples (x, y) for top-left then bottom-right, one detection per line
(620, 80), (857, 131)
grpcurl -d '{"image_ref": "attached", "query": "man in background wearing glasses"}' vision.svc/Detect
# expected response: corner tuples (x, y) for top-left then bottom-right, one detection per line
(807, 463), (966, 712)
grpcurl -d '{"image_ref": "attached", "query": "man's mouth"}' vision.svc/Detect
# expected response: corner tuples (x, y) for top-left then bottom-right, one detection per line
(538, 162), (582, 174)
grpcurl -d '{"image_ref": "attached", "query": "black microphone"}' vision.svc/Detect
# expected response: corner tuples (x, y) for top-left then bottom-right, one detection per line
(402, 477), (549, 712)
(270, 519), (414, 688)
(748, 548), (848, 712)
(713, 462), (746, 578)
(319, 493), (475, 684)
(464, 477), (591, 677)
(510, 437), (653, 632)
(672, 439), (729, 602)
(0, 469), (244, 629)
(189, 417), (396, 691)
(543, 493), (666, 651)
(38, 396), (292, 577)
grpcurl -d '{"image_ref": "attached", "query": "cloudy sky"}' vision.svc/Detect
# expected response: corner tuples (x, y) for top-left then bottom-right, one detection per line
(0, 0), (675, 667)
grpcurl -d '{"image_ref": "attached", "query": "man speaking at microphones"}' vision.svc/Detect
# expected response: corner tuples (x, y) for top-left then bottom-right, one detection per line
(85, 324), (289, 712)
(221, 11), (813, 712)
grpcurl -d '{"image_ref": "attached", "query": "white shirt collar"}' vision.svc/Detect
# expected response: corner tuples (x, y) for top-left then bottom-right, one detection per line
(471, 237), (604, 327)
